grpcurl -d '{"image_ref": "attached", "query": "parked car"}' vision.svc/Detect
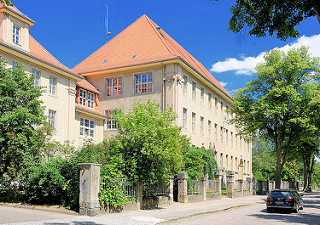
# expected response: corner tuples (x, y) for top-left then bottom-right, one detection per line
(266, 189), (303, 213)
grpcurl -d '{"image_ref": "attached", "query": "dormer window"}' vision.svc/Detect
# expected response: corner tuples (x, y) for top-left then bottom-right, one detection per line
(79, 89), (95, 109)
(13, 25), (20, 45)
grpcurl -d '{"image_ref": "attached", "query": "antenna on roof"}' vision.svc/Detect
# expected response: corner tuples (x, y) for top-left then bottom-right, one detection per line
(105, 3), (111, 42)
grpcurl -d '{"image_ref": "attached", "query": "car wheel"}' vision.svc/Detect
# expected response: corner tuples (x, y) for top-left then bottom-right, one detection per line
(267, 207), (272, 213)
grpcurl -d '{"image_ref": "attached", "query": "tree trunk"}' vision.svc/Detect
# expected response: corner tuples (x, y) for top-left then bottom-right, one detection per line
(303, 153), (313, 192)
(275, 143), (283, 189)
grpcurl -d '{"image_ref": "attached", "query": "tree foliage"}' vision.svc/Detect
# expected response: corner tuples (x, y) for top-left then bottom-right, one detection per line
(113, 99), (187, 183)
(231, 46), (320, 188)
(0, 60), (49, 181)
(222, 0), (320, 41)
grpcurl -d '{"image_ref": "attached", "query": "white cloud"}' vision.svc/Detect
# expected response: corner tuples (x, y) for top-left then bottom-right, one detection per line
(219, 81), (228, 87)
(210, 34), (320, 76)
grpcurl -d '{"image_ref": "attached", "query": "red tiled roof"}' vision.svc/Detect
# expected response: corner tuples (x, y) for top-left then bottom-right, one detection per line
(29, 35), (79, 75)
(73, 14), (231, 98)
(77, 79), (100, 94)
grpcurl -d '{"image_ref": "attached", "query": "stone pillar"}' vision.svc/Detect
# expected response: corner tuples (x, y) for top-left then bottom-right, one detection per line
(252, 178), (256, 195)
(168, 175), (174, 203)
(246, 177), (252, 195)
(177, 171), (188, 203)
(79, 163), (101, 216)
(200, 176), (207, 201)
(226, 171), (235, 198)
(239, 179), (244, 196)
(215, 169), (223, 197)
(136, 180), (144, 209)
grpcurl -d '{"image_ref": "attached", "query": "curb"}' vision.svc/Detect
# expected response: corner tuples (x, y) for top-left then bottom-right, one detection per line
(157, 202), (261, 224)
(0, 202), (79, 216)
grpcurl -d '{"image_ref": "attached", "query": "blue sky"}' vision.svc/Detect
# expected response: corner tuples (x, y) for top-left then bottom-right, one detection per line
(14, 0), (320, 95)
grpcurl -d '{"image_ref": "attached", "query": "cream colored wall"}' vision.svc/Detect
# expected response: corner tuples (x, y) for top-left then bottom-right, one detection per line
(169, 63), (252, 180)
(86, 66), (163, 140)
(0, 14), (30, 52)
(74, 112), (104, 146)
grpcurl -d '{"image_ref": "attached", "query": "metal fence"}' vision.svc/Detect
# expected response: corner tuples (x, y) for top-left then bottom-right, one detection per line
(143, 181), (168, 197)
(100, 177), (136, 197)
(206, 180), (217, 193)
(188, 180), (200, 195)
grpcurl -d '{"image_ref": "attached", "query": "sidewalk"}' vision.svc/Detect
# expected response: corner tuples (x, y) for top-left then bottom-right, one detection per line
(4, 195), (266, 225)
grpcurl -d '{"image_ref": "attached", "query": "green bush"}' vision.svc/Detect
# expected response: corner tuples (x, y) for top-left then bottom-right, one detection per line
(21, 157), (79, 210)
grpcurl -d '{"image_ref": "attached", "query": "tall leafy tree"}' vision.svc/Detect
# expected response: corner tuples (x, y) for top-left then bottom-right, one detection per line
(0, 60), (49, 181)
(113, 99), (187, 183)
(231, 46), (320, 188)
(215, 0), (320, 41)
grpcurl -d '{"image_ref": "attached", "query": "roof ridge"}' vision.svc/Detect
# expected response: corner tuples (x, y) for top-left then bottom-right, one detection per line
(144, 15), (178, 58)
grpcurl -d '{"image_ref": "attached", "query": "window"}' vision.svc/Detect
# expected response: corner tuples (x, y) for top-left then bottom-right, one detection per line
(183, 76), (187, 95)
(48, 110), (56, 129)
(208, 93), (212, 109)
(192, 82), (196, 100)
(215, 97), (218, 113)
(226, 129), (228, 145)
(106, 77), (122, 96)
(226, 105), (229, 119)
(32, 69), (40, 86)
(88, 92), (95, 109)
(221, 101), (224, 116)
(200, 116), (204, 136)
(220, 126), (223, 143)
(226, 155), (228, 170)
(247, 161), (250, 174)
(235, 157), (238, 173)
(220, 153), (223, 168)
(214, 124), (217, 141)
(200, 88), (204, 104)
(192, 112), (196, 133)
(105, 110), (118, 130)
(13, 25), (20, 45)
(183, 108), (187, 129)
(231, 132), (233, 147)
(49, 76), (57, 95)
(79, 89), (87, 107)
(235, 134), (238, 148)
(208, 120), (212, 138)
(80, 118), (95, 138)
(231, 156), (233, 171)
(244, 160), (246, 174)
(135, 73), (152, 94)
(12, 61), (18, 70)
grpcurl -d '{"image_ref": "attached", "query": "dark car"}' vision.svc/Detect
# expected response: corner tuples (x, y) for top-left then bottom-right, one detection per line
(266, 189), (303, 213)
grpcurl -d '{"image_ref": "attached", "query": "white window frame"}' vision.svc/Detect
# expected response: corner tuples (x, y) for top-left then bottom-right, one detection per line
(105, 110), (118, 130)
(208, 93), (212, 109)
(182, 108), (187, 129)
(192, 112), (196, 134)
(214, 124), (217, 141)
(80, 118), (95, 138)
(32, 69), (40, 86)
(135, 73), (152, 94)
(13, 24), (20, 45)
(200, 116), (204, 136)
(87, 92), (95, 109)
(79, 89), (87, 107)
(200, 88), (204, 105)
(208, 120), (211, 138)
(192, 82), (196, 100)
(183, 76), (188, 95)
(106, 77), (122, 97)
(49, 76), (57, 96)
(48, 110), (56, 130)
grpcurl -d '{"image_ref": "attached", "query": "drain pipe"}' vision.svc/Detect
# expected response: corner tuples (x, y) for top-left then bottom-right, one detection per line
(161, 61), (165, 112)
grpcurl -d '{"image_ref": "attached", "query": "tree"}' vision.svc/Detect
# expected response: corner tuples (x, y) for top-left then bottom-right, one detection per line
(231, 46), (320, 188)
(1, 0), (14, 6)
(217, 0), (320, 41)
(113, 99), (187, 183)
(0, 60), (49, 181)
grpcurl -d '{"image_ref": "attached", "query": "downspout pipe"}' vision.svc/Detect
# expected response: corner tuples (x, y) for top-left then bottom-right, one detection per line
(161, 61), (165, 112)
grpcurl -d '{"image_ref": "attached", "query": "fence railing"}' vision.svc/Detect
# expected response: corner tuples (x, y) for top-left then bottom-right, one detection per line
(206, 180), (217, 193)
(188, 180), (200, 195)
(143, 181), (168, 197)
(100, 177), (136, 197)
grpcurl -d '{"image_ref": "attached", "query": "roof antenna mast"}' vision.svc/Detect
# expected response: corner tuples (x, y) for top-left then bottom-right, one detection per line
(105, 3), (111, 42)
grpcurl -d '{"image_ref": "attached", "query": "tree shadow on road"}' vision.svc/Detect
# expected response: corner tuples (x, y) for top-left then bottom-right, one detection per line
(44, 222), (104, 225)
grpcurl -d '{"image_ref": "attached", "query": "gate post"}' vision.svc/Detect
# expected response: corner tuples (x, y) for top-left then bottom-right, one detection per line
(177, 171), (188, 203)
(226, 171), (235, 198)
(200, 175), (207, 201)
(78, 163), (101, 216)
(215, 169), (223, 197)
(168, 175), (174, 203)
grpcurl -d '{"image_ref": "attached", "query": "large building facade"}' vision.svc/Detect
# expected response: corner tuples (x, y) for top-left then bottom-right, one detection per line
(0, 4), (252, 181)
(74, 15), (252, 181)
(0, 3), (105, 147)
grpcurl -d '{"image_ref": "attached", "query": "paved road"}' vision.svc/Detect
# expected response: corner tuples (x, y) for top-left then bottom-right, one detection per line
(164, 192), (320, 225)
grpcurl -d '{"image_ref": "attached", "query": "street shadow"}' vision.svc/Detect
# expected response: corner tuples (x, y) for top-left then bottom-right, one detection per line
(44, 222), (104, 225)
(249, 209), (320, 225)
